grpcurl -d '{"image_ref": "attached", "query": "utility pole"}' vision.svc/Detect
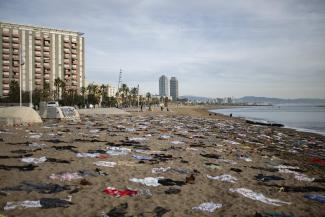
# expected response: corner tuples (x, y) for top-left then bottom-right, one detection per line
(118, 68), (122, 90)
(137, 84), (140, 112)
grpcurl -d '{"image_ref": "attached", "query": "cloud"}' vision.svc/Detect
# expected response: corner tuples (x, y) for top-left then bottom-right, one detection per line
(1, 0), (325, 98)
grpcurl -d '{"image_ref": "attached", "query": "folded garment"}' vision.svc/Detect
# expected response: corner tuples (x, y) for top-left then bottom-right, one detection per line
(207, 174), (237, 183)
(103, 187), (137, 197)
(192, 202), (222, 212)
(304, 194), (325, 203)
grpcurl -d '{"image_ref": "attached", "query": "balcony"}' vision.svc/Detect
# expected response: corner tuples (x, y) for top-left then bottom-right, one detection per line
(35, 40), (41, 46)
(35, 80), (42, 85)
(2, 32), (10, 37)
(35, 36), (42, 40)
(2, 78), (10, 84)
(35, 57), (42, 63)
(35, 74), (42, 79)
(12, 44), (19, 49)
(12, 38), (19, 44)
(13, 73), (20, 79)
(2, 61), (10, 66)
(64, 49), (70, 54)
(2, 43), (10, 49)
(43, 47), (50, 52)
(64, 64), (70, 69)
(12, 61), (19, 67)
(2, 37), (10, 43)
(35, 67), (42, 73)
(44, 41), (50, 47)
(64, 54), (70, 59)
(43, 59), (50, 63)
(71, 49), (77, 54)
(12, 67), (19, 73)
(64, 43), (70, 48)
(2, 49), (10, 54)
(43, 63), (50, 69)
(2, 55), (10, 61)
(43, 53), (50, 58)
(71, 75), (77, 80)
(2, 67), (9, 72)
(35, 51), (42, 57)
(3, 84), (10, 90)
(64, 69), (71, 75)
(71, 54), (77, 59)
(63, 38), (70, 43)
(44, 79), (50, 83)
(35, 63), (42, 68)
(2, 90), (9, 95)
(3, 73), (9, 78)
(12, 49), (19, 55)
(12, 33), (19, 38)
(35, 46), (41, 51)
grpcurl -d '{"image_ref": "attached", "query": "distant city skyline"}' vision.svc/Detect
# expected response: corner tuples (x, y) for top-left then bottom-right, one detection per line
(1, 0), (324, 98)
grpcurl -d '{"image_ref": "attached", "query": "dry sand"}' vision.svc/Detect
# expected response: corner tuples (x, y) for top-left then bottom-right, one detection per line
(0, 105), (324, 217)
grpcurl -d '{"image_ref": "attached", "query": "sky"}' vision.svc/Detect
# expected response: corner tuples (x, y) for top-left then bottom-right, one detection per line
(1, 0), (325, 98)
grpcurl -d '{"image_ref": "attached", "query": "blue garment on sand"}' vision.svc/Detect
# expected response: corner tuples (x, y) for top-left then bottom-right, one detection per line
(132, 155), (152, 161)
(304, 194), (325, 203)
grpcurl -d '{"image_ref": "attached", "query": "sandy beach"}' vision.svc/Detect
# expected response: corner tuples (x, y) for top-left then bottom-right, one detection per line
(0, 105), (324, 217)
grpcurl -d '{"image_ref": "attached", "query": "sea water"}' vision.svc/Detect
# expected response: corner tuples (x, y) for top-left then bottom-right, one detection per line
(210, 105), (325, 136)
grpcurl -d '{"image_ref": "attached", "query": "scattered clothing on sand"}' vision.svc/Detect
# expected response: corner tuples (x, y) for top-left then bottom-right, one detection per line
(0, 182), (71, 194)
(207, 174), (237, 183)
(230, 168), (242, 173)
(255, 212), (300, 217)
(262, 184), (325, 193)
(129, 177), (163, 187)
(192, 202), (222, 213)
(49, 172), (83, 181)
(200, 153), (220, 159)
(278, 168), (314, 182)
(158, 178), (186, 186)
(132, 155), (152, 161)
(229, 188), (291, 206)
(255, 174), (285, 182)
(103, 187), (137, 197)
(76, 153), (100, 158)
(101, 203), (128, 217)
(52, 145), (78, 153)
(165, 187), (181, 194)
(4, 198), (72, 210)
(106, 147), (131, 156)
(304, 194), (325, 203)
(153, 206), (170, 217)
(21, 156), (47, 164)
(0, 164), (37, 171)
(93, 161), (116, 167)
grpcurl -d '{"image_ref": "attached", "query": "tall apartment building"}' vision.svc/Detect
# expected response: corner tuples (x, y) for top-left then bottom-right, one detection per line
(0, 21), (85, 97)
(170, 76), (178, 101)
(159, 75), (169, 97)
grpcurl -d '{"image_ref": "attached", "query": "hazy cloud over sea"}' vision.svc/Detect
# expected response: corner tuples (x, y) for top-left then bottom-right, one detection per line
(1, 0), (325, 98)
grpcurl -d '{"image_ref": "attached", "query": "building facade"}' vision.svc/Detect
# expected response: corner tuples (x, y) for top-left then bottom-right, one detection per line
(105, 84), (117, 97)
(159, 75), (169, 97)
(170, 76), (178, 101)
(0, 21), (85, 97)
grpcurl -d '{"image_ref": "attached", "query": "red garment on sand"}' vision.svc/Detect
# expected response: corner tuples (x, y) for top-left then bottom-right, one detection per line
(311, 158), (325, 165)
(103, 187), (137, 197)
(96, 154), (109, 159)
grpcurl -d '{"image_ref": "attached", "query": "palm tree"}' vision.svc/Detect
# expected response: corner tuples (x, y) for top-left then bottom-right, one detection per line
(130, 87), (138, 107)
(146, 92), (152, 111)
(81, 86), (86, 106)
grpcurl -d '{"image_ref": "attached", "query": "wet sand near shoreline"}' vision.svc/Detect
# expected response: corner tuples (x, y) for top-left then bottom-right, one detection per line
(0, 106), (324, 217)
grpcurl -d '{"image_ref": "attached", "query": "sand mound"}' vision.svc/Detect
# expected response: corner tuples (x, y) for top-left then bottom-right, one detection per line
(0, 106), (43, 126)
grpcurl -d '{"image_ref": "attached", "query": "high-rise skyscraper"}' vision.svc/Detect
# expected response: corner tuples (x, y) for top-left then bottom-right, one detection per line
(0, 21), (85, 97)
(159, 75), (169, 97)
(170, 76), (178, 101)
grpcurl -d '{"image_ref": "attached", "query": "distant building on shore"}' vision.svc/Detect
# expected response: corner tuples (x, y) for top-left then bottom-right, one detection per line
(170, 77), (178, 101)
(159, 75), (169, 97)
(105, 85), (117, 97)
(0, 21), (85, 97)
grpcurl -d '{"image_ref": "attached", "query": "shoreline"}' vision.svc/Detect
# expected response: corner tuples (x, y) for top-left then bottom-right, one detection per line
(208, 106), (325, 139)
